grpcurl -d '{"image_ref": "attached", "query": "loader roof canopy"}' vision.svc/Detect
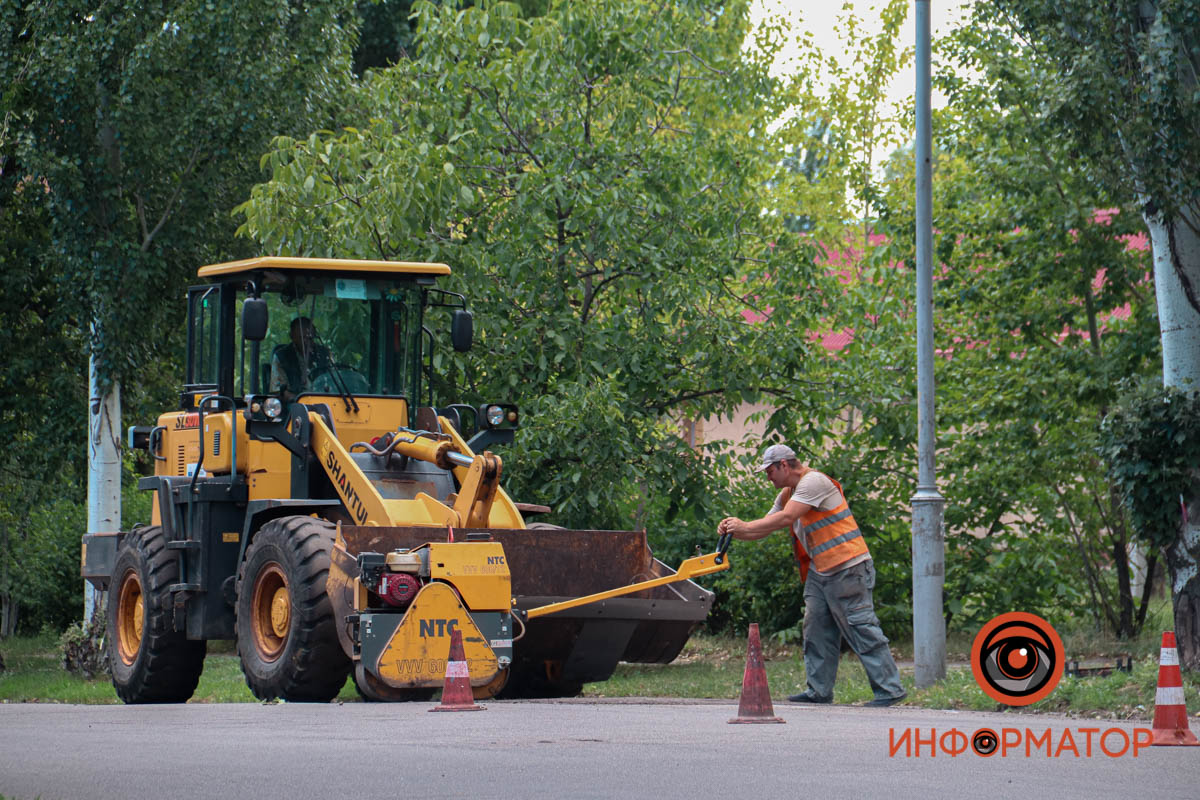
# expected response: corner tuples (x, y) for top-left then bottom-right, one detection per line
(198, 256), (451, 279)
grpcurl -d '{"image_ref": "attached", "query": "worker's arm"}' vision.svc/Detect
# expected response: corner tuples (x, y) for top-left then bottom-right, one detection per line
(718, 498), (813, 541)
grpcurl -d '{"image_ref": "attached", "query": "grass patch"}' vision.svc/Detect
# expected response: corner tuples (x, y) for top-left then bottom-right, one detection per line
(583, 622), (1197, 721)
(0, 633), (117, 704)
(1, 613), (1193, 718)
(585, 635), (898, 704)
(0, 635), (359, 705)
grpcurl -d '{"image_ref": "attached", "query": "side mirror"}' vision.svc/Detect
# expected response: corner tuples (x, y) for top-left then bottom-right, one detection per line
(451, 309), (473, 352)
(242, 297), (268, 342)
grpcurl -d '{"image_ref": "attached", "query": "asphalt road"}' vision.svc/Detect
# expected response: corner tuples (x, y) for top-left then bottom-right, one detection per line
(1, 699), (1197, 799)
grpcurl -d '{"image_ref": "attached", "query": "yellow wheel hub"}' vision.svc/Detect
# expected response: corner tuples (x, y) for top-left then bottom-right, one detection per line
(116, 568), (144, 666)
(251, 562), (290, 662)
(269, 587), (290, 639)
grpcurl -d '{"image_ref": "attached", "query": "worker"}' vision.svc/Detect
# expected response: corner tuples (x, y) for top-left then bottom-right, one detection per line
(717, 444), (907, 707)
(269, 316), (331, 400)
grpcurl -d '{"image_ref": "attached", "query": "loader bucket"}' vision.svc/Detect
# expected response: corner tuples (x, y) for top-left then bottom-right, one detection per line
(328, 525), (715, 697)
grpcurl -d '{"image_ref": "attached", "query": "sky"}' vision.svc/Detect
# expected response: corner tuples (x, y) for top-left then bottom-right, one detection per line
(748, 0), (972, 110)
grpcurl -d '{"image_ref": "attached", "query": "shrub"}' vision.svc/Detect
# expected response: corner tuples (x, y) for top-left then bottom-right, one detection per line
(60, 612), (110, 678)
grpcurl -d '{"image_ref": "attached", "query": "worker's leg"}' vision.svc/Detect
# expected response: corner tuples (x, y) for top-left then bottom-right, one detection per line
(826, 561), (905, 700)
(800, 572), (841, 701)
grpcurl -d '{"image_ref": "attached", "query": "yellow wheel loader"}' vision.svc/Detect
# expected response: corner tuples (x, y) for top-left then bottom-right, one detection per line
(81, 257), (729, 703)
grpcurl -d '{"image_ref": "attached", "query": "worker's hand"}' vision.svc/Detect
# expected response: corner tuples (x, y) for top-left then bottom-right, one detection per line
(717, 517), (743, 536)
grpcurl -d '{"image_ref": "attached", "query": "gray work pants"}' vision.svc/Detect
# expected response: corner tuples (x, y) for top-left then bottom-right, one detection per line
(802, 560), (904, 701)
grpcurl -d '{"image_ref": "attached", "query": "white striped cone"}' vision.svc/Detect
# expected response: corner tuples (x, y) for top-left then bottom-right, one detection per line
(429, 627), (484, 712)
(1151, 631), (1198, 746)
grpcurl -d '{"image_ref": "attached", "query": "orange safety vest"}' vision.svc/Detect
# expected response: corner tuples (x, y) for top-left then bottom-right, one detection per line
(789, 477), (868, 581)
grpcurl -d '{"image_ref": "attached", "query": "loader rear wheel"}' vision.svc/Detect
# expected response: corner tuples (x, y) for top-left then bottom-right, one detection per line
(236, 516), (351, 702)
(106, 527), (207, 703)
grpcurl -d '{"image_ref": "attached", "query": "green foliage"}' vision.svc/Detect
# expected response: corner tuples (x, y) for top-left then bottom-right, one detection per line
(0, 165), (88, 480)
(2, 0), (358, 391)
(0, 461), (151, 635)
(982, 0), (1200, 221)
(0, 1), (361, 631)
(761, 0), (913, 244)
(0, 0), (359, 489)
(238, 0), (819, 545)
(1101, 378), (1200, 551)
(976, 3), (1200, 659)
(946, 526), (1088, 629)
(0, 486), (87, 635)
(833, 15), (1163, 636)
(662, 2), (1164, 640)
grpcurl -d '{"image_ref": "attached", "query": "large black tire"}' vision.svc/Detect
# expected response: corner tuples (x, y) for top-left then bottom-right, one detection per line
(235, 516), (350, 701)
(106, 527), (207, 703)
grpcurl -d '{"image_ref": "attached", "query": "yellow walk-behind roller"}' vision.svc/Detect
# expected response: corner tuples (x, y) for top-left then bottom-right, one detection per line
(335, 530), (733, 701)
(345, 540), (514, 701)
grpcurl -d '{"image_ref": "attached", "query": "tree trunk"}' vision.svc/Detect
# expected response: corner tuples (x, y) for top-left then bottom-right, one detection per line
(86, 354), (121, 623)
(1145, 206), (1200, 385)
(1166, 472), (1200, 669)
(1, 597), (16, 639)
(1129, 541), (1149, 600)
(0, 518), (10, 637)
(1145, 205), (1200, 668)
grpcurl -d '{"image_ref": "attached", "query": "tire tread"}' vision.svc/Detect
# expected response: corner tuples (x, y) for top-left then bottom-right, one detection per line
(235, 516), (350, 701)
(107, 527), (206, 704)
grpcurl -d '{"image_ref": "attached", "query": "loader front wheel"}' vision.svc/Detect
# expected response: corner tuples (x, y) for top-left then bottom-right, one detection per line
(106, 527), (207, 703)
(236, 516), (351, 702)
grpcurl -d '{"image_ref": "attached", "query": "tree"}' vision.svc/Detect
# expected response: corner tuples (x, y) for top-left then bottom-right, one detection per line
(351, 0), (556, 75)
(927, 21), (1163, 636)
(977, 0), (1200, 666)
(0, 0), (357, 625)
(712, 3), (1160, 638)
(756, 1), (912, 246)
(237, 0), (821, 552)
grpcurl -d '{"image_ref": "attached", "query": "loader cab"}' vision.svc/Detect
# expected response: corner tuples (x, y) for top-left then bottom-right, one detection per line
(183, 257), (467, 429)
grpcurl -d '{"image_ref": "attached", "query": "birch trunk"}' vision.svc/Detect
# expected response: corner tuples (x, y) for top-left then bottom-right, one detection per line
(1145, 204), (1200, 669)
(86, 354), (121, 623)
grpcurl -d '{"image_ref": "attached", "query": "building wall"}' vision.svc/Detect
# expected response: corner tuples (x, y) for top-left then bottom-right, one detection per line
(685, 402), (772, 454)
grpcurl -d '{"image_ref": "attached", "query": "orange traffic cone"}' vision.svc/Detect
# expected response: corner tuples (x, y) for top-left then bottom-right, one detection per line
(1151, 631), (1198, 746)
(429, 627), (484, 712)
(729, 623), (785, 724)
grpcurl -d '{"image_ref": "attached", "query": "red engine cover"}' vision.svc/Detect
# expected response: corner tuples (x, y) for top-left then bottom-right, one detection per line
(378, 573), (420, 608)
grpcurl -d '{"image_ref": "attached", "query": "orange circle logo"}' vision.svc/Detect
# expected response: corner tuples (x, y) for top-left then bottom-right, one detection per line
(970, 612), (1064, 706)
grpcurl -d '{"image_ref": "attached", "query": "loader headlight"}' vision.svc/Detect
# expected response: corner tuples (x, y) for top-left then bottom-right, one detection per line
(263, 397), (284, 421)
(477, 402), (518, 430)
(485, 404), (505, 427)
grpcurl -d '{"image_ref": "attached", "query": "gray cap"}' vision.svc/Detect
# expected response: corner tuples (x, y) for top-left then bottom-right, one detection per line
(756, 443), (796, 472)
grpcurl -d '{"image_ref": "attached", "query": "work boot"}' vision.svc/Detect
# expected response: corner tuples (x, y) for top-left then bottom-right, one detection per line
(864, 692), (907, 707)
(787, 691), (832, 704)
